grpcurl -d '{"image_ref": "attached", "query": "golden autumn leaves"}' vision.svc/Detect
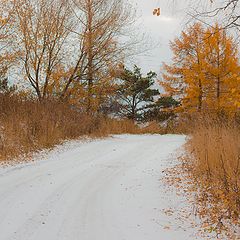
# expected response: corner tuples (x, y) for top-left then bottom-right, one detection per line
(161, 23), (240, 114)
(153, 8), (160, 16)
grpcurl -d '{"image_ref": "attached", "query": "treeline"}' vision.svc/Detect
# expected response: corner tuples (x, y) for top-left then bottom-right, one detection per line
(0, 0), (178, 122)
(0, 0), (134, 108)
(0, 0), (178, 161)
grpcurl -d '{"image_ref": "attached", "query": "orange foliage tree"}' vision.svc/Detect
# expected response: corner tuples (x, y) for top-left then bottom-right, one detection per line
(161, 22), (240, 113)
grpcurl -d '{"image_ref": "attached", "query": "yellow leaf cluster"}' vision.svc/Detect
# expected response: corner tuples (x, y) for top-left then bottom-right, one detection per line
(161, 23), (240, 114)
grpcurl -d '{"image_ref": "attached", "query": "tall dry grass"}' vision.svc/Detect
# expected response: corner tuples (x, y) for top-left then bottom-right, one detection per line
(0, 94), (143, 162)
(95, 117), (140, 135)
(0, 92), (180, 163)
(0, 94), (94, 161)
(185, 113), (240, 236)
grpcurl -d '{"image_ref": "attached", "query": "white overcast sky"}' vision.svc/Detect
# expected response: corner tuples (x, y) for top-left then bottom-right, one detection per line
(129, 0), (187, 74)
(130, 0), (214, 74)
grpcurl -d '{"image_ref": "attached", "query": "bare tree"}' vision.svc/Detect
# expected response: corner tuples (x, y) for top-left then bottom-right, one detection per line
(206, 0), (240, 29)
(6, 0), (139, 111)
(186, 0), (240, 31)
(60, 0), (136, 112)
(13, 0), (73, 101)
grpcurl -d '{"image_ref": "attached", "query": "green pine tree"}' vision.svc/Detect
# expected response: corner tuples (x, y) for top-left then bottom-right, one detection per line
(116, 65), (159, 121)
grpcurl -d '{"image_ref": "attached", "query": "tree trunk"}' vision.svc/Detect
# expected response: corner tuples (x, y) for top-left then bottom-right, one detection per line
(86, 0), (94, 114)
(198, 79), (203, 111)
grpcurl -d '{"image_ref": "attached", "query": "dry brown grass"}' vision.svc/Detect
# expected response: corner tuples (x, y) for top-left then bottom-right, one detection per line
(184, 113), (240, 237)
(139, 121), (164, 134)
(0, 92), (182, 163)
(0, 94), (95, 161)
(0, 94), (159, 163)
(94, 117), (140, 136)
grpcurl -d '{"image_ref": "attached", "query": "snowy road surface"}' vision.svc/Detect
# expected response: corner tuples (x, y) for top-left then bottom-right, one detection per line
(0, 134), (199, 240)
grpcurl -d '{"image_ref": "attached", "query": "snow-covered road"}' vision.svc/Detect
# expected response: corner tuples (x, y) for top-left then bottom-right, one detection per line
(0, 135), (200, 240)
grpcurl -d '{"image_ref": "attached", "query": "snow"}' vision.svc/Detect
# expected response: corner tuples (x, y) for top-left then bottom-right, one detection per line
(0, 134), (202, 240)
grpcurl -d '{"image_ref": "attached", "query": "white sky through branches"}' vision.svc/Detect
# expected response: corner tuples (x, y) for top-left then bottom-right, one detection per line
(132, 0), (186, 74)
(132, 0), (217, 74)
